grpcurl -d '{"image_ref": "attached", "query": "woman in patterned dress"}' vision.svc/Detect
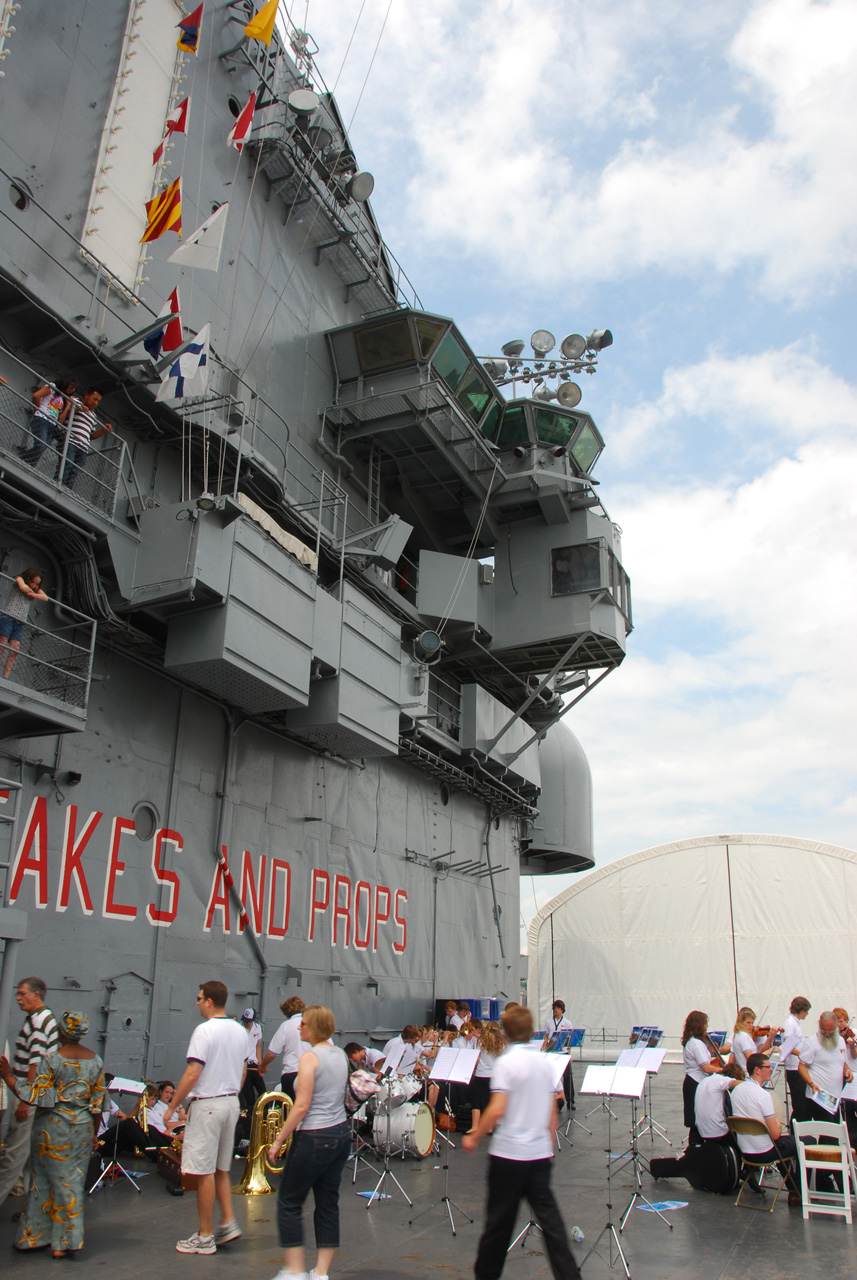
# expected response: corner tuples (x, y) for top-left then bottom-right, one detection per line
(1, 1010), (104, 1257)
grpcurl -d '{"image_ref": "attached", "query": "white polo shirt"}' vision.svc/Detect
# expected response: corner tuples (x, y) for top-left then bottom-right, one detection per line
(694, 1074), (734, 1139)
(800, 1034), (847, 1095)
(729, 1078), (776, 1154)
(186, 1016), (248, 1098)
(488, 1043), (558, 1162)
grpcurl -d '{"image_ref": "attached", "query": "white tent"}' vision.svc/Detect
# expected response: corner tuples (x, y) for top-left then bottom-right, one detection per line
(528, 833), (857, 1049)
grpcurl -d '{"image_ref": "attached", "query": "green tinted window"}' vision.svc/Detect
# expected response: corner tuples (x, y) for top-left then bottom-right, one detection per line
(534, 408), (575, 447)
(481, 401), (502, 441)
(415, 317), (444, 357)
(497, 404), (530, 447)
(571, 423), (602, 472)
(550, 543), (602, 597)
(355, 318), (414, 373)
(431, 330), (470, 390)
(456, 367), (493, 422)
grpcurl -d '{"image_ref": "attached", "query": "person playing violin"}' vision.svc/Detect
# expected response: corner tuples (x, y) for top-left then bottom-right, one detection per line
(728, 1007), (779, 1074)
(681, 1011), (723, 1140)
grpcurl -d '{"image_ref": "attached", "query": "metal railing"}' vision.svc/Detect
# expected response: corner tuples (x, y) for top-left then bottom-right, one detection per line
(0, 571), (96, 712)
(0, 360), (142, 524)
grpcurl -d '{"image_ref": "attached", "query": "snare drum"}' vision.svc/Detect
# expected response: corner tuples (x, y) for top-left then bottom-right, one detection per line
(373, 1101), (436, 1157)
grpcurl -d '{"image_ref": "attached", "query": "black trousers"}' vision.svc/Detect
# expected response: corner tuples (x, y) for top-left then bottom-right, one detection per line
(786, 1069), (808, 1124)
(474, 1155), (581, 1280)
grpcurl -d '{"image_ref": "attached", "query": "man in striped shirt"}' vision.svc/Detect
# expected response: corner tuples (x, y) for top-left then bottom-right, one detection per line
(0, 976), (60, 1207)
(57, 387), (112, 490)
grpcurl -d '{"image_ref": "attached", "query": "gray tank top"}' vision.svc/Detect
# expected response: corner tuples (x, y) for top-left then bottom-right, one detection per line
(301, 1043), (348, 1130)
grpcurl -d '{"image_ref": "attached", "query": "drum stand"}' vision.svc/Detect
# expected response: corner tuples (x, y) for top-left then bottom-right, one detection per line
(409, 1100), (472, 1236)
(366, 1101), (412, 1209)
(348, 1108), (376, 1185)
(617, 1099), (673, 1232)
(581, 1094), (631, 1280)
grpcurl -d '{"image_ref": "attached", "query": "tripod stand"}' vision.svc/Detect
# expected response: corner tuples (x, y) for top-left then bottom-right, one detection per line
(89, 1097), (142, 1194)
(580, 1090), (631, 1280)
(365, 1096), (412, 1209)
(409, 1098), (472, 1236)
(616, 1096), (673, 1232)
(632, 1070), (670, 1146)
(347, 1107), (376, 1185)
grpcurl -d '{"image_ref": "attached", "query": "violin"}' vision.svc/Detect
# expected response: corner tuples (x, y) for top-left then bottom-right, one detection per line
(704, 1035), (725, 1070)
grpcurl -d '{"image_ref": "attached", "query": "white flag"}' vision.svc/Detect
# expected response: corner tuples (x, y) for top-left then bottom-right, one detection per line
(155, 324), (211, 402)
(168, 203), (229, 273)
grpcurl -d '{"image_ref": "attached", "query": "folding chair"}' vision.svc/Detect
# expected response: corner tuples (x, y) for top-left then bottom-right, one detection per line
(793, 1118), (857, 1223)
(725, 1116), (789, 1212)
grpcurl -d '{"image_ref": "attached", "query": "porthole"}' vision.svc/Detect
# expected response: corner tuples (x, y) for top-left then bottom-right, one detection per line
(133, 802), (159, 842)
(123, 1017), (133, 1029)
(227, 96), (242, 118)
(439, 784), (450, 806)
(493, 816), (500, 830)
(9, 180), (31, 212)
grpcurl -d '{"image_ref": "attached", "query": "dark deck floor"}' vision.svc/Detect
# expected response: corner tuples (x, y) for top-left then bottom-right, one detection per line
(1, 1064), (852, 1279)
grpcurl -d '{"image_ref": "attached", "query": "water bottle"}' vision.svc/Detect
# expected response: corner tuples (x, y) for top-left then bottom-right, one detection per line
(571, 1226), (585, 1243)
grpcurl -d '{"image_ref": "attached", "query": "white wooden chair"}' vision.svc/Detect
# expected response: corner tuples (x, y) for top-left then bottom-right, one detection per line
(793, 1118), (857, 1223)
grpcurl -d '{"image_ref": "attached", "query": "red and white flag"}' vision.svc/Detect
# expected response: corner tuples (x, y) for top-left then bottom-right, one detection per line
(153, 96), (190, 166)
(227, 91), (256, 153)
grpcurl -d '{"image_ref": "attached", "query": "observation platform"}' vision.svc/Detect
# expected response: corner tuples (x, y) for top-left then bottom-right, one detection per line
(1, 1064), (849, 1280)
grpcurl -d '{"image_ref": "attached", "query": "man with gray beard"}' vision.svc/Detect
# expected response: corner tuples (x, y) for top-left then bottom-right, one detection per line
(798, 1011), (853, 1125)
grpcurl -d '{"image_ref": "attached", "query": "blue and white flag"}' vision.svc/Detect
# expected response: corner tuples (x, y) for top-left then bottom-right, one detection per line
(155, 324), (210, 401)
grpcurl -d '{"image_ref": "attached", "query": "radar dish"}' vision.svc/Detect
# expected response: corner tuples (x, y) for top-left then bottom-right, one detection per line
(288, 88), (320, 115)
(556, 381), (582, 409)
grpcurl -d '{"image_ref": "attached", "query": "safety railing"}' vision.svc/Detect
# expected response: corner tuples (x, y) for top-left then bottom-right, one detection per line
(0, 571), (96, 713)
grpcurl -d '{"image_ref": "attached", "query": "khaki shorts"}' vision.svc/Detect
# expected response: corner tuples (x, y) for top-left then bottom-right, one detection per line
(181, 1095), (239, 1175)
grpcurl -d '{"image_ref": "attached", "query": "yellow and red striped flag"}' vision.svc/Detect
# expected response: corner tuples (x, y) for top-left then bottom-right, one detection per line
(140, 177), (182, 243)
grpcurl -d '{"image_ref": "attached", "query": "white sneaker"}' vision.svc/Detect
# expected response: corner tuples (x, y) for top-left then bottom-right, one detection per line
(176, 1232), (216, 1255)
(214, 1220), (242, 1244)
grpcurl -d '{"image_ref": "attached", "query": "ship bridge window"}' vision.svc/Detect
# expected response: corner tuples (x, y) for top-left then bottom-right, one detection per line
(481, 401), (502, 442)
(415, 317), (445, 357)
(534, 408), (576, 448)
(355, 318), (415, 373)
(608, 550), (632, 623)
(550, 543), (601, 597)
(570, 421), (603, 473)
(456, 366), (494, 423)
(496, 403), (529, 448)
(431, 330), (470, 392)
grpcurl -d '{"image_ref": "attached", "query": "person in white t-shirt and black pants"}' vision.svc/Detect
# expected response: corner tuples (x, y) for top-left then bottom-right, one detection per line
(463, 1004), (582, 1280)
(165, 980), (249, 1256)
(543, 999), (575, 1111)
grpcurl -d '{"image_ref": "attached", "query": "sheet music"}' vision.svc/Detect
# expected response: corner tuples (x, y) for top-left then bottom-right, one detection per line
(580, 1063), (647, 1098)
(639, 1047), (667, 1073)
(777, 1033), (801, 1063)
(545, 1052), (571, 1089)
(107, 1076), (146, 1094)
(429, 1046), (478, 1084)
(617, 1046), (645, 1068)
(809, 1086), (841, 1115)
(839, 1077), (857, 1102)
(382, 1042), (406, 1075)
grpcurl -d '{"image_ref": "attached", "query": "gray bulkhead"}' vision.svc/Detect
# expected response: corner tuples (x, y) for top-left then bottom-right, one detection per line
(0, 1), (621, 1076)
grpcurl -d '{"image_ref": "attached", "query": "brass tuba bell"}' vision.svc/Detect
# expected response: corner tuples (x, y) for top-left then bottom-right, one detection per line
(234, 1089), (293, 1195)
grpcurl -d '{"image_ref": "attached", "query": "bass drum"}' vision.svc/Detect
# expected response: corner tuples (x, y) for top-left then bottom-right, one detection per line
(373, 1102), (436, 1157)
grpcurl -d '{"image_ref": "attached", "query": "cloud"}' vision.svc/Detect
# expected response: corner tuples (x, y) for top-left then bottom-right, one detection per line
(607, 344), (857, 466)
(310, 0), (857, 302)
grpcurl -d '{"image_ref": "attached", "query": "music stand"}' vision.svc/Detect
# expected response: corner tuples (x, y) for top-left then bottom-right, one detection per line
(89, 1076), (145, 1194)
(619, 1047), (670, 1147)
(409, 1047), (478, 1235)
(579, 1064), (647, 1280)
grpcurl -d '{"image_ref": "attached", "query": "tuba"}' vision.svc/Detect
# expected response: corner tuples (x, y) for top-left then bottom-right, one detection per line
(234, 1090), (293, 1195)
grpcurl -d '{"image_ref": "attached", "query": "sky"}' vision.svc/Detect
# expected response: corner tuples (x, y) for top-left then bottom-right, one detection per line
(289, 0), (857, 943)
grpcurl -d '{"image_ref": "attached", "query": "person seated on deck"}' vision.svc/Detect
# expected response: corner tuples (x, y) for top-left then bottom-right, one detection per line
(694, 1063), (744, 1145)
(729, 1053), (801, 1207)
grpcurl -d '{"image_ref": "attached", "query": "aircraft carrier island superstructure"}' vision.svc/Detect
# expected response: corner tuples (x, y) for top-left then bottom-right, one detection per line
(0, 0), (631, 1077)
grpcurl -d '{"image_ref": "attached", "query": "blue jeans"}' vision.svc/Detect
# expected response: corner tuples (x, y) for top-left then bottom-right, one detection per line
(276, 1122), (350, 1249)
(60, 443), (89, 489)
(20, 414), (56, 466)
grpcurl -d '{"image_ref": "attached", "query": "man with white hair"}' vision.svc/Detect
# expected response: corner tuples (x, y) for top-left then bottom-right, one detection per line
(798, 1010), (853, 1125)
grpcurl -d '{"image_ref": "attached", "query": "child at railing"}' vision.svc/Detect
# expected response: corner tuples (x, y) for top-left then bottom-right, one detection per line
(0, 566), (48, 679)
(20, 376), (76, 467)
